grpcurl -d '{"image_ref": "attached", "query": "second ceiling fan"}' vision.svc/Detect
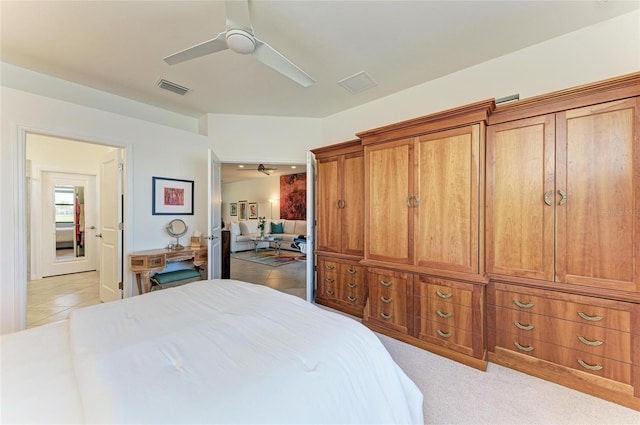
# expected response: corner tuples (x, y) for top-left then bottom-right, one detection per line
(163, 0), (315, 87)
(239, 164), (278, 176)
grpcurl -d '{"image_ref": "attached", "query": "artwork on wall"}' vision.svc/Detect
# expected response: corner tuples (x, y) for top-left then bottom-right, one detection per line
(239, 201), (248, 220)
(152, 177), (194, 215)
(249, 202), (258, 219)
(280, 172), (306, 220)
(230, 203), (237, 216)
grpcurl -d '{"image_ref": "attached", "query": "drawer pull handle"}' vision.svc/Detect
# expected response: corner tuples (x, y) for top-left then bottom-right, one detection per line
(514, 321), (534, 331)
(325, 278), (334, 283)
(514, 342), (534, 352)
(436, 310), (452, 319)
(347, 296), (357, 302)
(380, 312), (392, 320)
(380, 279), (392, 287)
(436, 290), (452, 299)
(347, 268), (357, 274)
(326, 290), (334, 296)
(436, 329), (452, 338)
(543, 190), (553, 206)
(514, 300), (534, 309)
(578, 311), (603, 322)
(380, 296), (392, 304)
(578, 336), (603, 347)
(347, 282), (357, 288)
(324, 265), (335, 270)
(578, 359), (603, 371)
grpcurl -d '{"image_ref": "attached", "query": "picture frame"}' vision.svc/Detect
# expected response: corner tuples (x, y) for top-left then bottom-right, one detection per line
(152, 176), (194, 215)
(230, 202), (237, 216)
(249, 202), (258, 219)
(239, 202), (248, 220)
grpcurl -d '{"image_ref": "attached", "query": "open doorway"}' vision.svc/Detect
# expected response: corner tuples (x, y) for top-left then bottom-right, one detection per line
(25, 133), (122, 328)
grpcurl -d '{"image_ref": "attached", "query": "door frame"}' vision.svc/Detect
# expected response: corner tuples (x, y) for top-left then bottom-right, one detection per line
(14, 125), (133, 331)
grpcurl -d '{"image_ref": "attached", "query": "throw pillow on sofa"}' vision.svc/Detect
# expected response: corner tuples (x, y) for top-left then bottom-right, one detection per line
(271, 222), (284, 234)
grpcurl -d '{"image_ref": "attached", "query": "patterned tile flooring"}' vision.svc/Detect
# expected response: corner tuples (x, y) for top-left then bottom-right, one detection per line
(26, 251), (307, 328)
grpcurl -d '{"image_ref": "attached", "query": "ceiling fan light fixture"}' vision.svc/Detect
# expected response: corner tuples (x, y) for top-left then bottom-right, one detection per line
(226, 29), (256, 54)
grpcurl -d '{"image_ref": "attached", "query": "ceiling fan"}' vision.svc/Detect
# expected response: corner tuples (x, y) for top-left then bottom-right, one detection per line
(239, 164), (278, 175)
(163, 0), (315, 87)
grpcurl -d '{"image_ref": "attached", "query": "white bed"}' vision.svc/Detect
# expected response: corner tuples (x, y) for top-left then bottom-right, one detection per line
(1, 279), (423, 424)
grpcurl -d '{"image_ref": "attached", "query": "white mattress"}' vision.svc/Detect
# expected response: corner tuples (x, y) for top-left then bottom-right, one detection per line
(2, 279), (423, 424)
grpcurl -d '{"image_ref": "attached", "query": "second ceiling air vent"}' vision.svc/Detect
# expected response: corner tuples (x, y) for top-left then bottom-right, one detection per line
(157, 79), (190, 96)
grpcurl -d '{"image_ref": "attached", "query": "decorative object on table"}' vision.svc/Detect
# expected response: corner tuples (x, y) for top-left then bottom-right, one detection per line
(166, 218), (188, 250)
(190, 230), (201, 248)
(257, 216), (266, 238)
(280, 173), (306, 220)
(152, 176), (194, 215)
(249, 202), (258, 219)
(230, 202), (237, 216)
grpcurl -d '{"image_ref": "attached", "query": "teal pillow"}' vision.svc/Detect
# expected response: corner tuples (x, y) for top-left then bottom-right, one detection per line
(271, 222), (284, 234)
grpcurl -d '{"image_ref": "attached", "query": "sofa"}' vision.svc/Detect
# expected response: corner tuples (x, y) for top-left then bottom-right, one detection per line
(228, 219), (307, 253)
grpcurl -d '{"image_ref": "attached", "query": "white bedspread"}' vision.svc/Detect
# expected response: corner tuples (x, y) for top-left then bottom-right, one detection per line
(3, 279), (423, 424)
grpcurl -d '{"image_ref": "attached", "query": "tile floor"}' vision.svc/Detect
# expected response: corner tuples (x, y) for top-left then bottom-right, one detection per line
(26, 249), (308, 328)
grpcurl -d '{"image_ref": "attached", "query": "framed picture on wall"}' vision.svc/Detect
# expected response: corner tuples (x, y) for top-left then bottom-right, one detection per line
(249, 202), (258, 219)
(230, 202), (237, 216)
(152, 176), (194, 215)
(239, 202), (248, 220)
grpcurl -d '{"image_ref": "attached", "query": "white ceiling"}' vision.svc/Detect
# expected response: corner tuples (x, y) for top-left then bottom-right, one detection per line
(2, 1), (638, 120)
(221, 162), (305, 183)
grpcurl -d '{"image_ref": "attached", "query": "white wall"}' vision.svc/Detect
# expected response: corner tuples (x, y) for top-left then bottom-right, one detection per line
(1, 86), (212, 334)
(222, 176), (281, 224)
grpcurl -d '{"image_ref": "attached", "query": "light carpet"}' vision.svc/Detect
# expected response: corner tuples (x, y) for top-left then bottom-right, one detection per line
(231, 250), (304, 267)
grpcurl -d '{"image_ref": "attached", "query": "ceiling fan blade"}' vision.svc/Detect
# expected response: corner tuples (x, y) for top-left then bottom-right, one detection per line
(164, 31), (228, 65)
(253, 38), (315, 87)
(225, 0), (253, 33)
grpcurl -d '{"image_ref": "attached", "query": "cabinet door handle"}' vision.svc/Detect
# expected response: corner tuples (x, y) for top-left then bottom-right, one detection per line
(578, 311), (603, 322)
(514, 321), (534, 331)
(578, 336), (603, 347)
(543, 190), (553, 206)
(578, 359), (603, 371)
(347, 282), (357, 288)
(340, 200), (346, 209)
(413, 196), (420, 207)
(514, 300), (534, 309)
(436, 329), (452, 338)
(347, 268), (357, 274)
(380, 296), (392, 304)
(324, 265), (335, 270)
(436, 310), (452, 318)
(436, 290), (452, 299)
(514, 341), (534, 352)
(558, 189), (567, 206)
(380, 279), (392, 287)
(406, 196), (413, 208)
(347, 296), (357, 302)
(380, 312), (392, 320)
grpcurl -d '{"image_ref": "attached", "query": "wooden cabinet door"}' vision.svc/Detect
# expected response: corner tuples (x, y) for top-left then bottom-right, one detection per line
(341, 153), (364, 256)
(366, 139), (414, 263)
(486, 114), (556, 281)
(316, 158), (341, 253)
(414, 125), (480, 273)
(556, 98), (640, 292)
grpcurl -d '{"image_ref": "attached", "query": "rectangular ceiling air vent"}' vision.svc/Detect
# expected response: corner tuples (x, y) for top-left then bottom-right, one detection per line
(338, 71), (377, 94)
(157, 79), (189, 96)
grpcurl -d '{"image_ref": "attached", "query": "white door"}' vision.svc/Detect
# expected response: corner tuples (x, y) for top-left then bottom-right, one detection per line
(99, 149), (123, 301)
(305, 151), (316, 302)
(208, 149), (222, 279)
(41, 172), (97, 277)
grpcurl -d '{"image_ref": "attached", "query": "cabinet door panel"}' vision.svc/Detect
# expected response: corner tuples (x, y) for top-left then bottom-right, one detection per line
(342, 153), (365, 255)
(366, 140), (413, 263)
(556, 98), (639, 292)
(316, 159), (341, 252)
(486, 115), (555, 281)
(415, 125), (479, 273)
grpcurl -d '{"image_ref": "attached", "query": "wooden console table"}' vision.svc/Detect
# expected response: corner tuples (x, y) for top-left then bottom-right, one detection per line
(130, 247), (207, 294)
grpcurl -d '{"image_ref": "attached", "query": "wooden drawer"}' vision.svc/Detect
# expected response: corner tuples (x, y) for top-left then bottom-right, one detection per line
(340, 263), (364, 281)
(318, 259), (339, 274)
(495, 307), (631, 363)
(368, 286), (411, 334)
(130, 254), (165, 271)
(495, 331), (632, 384)
(368, 270), (409, 293)
(417, 318), (474, 356)
(494, 288), (632, 332)
(421, 298), (474, 332)
(425, 282), (473, 308)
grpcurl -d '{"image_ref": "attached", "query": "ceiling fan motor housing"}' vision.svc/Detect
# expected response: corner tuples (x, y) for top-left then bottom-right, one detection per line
(226, 29), (256, 54)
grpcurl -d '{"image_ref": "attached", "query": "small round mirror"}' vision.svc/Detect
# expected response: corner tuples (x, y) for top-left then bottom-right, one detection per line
(166, 219), (188, 249)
